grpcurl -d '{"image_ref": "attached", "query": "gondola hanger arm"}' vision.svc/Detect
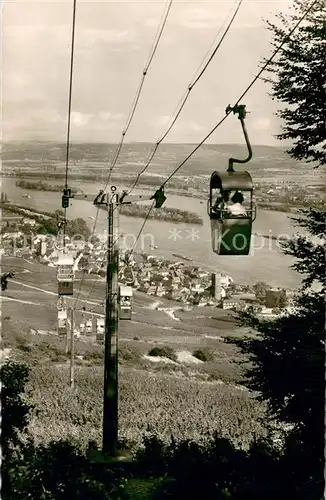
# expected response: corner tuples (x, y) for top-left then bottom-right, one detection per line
(226, 104), (252, 172)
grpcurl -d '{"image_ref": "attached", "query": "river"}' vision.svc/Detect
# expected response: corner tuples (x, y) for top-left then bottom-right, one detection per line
(2, 177), (302, 288)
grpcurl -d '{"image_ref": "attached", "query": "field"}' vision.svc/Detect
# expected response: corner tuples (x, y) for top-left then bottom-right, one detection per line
(2, 256), (267, 453)
(3, 141), (323, 185)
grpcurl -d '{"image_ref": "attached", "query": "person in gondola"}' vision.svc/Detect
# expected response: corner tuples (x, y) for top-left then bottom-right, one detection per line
(213, 190), (230, 214)
(227, 191), (247, 216)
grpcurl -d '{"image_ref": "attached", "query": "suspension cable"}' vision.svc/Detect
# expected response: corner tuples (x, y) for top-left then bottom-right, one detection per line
(128, 0), (319, 245)
(74, 1), (173, 308)
(126, 0), (243, 195)
(130, 201), (155, 255)
(76, 203), (119, 308)
(72, 205), (101, 310)
(101, 0), (173, 193)
(84, 0), (242, 301)
(62, 0), (77, 250)
(84, 202), (153, 306)
(80, 261), (106, 308)
(78, 0), (317, 307)
(160, 0), (319, 187)
(92, 0), (242, 276)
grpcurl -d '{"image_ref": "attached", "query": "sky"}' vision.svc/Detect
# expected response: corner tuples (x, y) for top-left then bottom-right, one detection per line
(3, 0), (294, 145)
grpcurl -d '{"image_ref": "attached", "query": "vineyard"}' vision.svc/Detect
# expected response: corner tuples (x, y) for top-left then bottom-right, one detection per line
(25, 363), (267, 453)
(2, 288), (267, 456)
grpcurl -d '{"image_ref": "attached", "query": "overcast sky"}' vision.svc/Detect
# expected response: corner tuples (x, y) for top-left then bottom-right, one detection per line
(3, 0), (294, 145)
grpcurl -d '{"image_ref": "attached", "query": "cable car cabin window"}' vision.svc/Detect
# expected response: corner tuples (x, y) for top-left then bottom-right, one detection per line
(211, 190), (252, 218)
(209, 186), (255, 255)
(211, 188), (229, 214)
(210, 191), (253, 256)
(120, 297), (131, 309)
(57, 311), (67, 336)
(58, 268), (73, 278)
(119, 297), (131, 320)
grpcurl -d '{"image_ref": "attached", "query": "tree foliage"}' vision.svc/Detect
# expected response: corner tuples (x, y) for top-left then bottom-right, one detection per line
(264, 0), (326, 166)
(283, 208), (326, 289)
(1, 360), (33, 458)
(36, 214), (91, 240)
(6, 441), (126, 500)
(230, 208), (325, 496)
(252, 282), (270, 299)
(66, 217), (91, 240)
(37, 219), (58, 236)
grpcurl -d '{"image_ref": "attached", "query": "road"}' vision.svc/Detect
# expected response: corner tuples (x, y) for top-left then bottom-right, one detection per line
(2, 256), (242, 353)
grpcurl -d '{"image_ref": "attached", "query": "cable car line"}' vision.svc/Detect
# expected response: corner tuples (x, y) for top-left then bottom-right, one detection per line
(187, 0), (243, 88)
(145, 0), (173, 70)
(81, 0), (312, 299)
(78, 248), (108, 308)
(71, 205), (101, 310)
(73, 204), (119, 310)
(129, 201), (155, 256)
(84, 193), (157, 306)
(71, 0), (316, 312)
(74, 0), (240, 307)
(80, 196), (127, 308)
(191, 0), (241, 84)
(55, 0), (79, 343)
(62, 0), (78, 249)
(126, 0), (318, 248)
(73, 1), (173, 309)
(101, 0), (173, 193)
(159, 0), (318, 188)
(126, 0), (243, 196)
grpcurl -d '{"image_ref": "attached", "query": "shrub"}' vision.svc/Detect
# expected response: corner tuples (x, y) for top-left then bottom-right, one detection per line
(83, 350), (104, 364)
(18, 343), (33, 353)
(119, 346), (142, 363)
(148, 346), (177, 362)
(193, 348), (215, 362)
(1, 360), (33, 457)
(204, 362), (244, 385)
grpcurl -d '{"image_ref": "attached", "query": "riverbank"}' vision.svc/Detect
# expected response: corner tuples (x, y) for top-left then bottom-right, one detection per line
(2, 172), (306, 214)
(3, 170), (185, 190)
(1, 203), (53, 220)
(0, 176), (303, 287)
(1, 201), (203, 227)
(15, 179), (78, 194)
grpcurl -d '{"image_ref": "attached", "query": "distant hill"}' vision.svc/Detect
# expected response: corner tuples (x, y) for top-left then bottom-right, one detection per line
(3, 141), (298, 178)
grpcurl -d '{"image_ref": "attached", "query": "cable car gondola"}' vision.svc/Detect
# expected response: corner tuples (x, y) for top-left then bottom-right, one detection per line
(57, 309), (68, 336)
(57, 253), (74, 296)
(208, 104), (256, 256)
(119, 285), (133, 320)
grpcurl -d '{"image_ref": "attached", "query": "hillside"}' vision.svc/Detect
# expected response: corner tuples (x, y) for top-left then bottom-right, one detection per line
(2, 256), (267, 451)
(2, 141), (298, 176)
